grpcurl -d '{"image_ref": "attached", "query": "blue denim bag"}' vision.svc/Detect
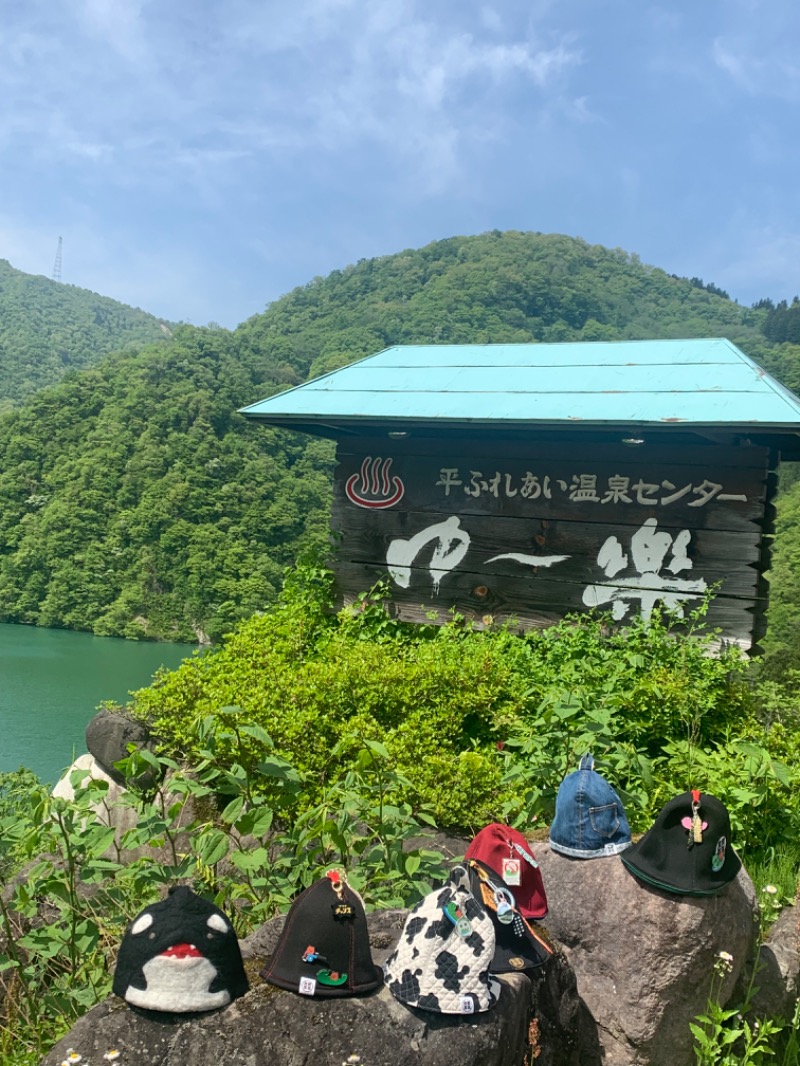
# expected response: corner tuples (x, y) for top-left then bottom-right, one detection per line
(549, 754), (632, 859)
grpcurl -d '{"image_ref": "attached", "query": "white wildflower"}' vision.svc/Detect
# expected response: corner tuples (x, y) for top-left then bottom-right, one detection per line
(103, 1052), (121, 1062)
(762, 884), (778, 895)
(715, 950), (734, 973)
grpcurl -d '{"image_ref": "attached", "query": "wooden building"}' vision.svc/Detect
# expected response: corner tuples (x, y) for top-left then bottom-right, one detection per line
(241, 338), (800, 653)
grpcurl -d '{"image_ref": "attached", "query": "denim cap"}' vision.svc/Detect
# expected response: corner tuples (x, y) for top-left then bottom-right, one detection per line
(549, 754), (632, 859)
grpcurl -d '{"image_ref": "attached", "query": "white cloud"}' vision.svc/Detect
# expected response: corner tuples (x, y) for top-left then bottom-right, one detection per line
(0, 0), (583, 196)
(74, 0), (153, 65)
(711, 3), (800, 102)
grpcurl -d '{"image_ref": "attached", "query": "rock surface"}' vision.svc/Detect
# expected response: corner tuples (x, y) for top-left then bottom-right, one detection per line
(535, 841), (759, 1066)
(746, 900), (800, 1020)
(85, 707), (156, 787)
(41, 909), (534, 1066)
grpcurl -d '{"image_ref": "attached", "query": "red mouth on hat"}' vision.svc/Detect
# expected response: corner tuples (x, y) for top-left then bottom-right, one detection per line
(161, 943), (203, 960)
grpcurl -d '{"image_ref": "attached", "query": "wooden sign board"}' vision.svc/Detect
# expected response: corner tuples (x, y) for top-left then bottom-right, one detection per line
(331, 436), (774, 651)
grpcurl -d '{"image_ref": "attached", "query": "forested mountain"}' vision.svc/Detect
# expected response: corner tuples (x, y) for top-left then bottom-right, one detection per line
(0, 260), (170, 409)
(236, 231), (775, 378)
(1, 231), (800, 664)
(0, 329), (334, 642)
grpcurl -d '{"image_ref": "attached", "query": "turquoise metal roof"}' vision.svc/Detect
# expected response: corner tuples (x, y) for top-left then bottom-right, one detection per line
(240, 339), (800, 431)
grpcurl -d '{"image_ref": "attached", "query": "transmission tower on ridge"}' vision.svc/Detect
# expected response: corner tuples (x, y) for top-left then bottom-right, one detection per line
(52, 236), (63, 282)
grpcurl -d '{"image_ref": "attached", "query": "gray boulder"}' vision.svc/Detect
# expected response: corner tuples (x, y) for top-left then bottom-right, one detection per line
(85, 707), (156, 787)
(744, 900), (800, 1020)
(41, 909), (535, 1066)
(535, 841), (759, 1066)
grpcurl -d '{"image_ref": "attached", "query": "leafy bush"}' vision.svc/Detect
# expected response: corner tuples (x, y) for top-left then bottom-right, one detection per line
(130, 568), (786, 847)
(0, 720), (448, 1061)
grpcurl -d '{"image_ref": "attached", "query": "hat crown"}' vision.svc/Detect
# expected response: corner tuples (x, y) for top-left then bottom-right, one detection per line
(621, 790), (742, 895)
(465, 858), (552, 974)
(112, 886), (249, 1012)
(464, 823), (548, 919)
(549, 754), (632, 859)
(384, 865), (501, 1015)
(260, 871), (382, 998)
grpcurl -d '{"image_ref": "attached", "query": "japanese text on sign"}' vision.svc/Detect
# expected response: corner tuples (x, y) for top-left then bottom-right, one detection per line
(434, 469), (748, 507)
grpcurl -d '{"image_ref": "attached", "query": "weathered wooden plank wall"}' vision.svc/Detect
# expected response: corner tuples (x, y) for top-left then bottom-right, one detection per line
(331, 437), (774, 650)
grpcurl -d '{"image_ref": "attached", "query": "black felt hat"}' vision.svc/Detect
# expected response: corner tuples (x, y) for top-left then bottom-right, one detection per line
(466, 859), (553, 974)
(260, 869), (383, 998)
(621, 790), (742, 896)
(113, 885), (249, 1012)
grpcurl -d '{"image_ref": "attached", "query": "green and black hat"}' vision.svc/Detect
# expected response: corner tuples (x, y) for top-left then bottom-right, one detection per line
(260, 869), (383, 998)
(621, 790), (741, 896)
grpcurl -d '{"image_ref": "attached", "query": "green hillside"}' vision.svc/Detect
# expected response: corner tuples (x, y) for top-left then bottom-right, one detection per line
(236, 230), (775, 377)
(0, 259), (170, 408)
(1, 231), (800, 662)
(0, 327), (334, 642)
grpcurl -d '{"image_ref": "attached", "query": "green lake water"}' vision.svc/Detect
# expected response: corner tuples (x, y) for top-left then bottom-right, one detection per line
(0, 623), (195, 784)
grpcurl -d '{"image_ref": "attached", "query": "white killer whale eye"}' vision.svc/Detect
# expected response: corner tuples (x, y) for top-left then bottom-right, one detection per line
(131, 912), (154, 935)
(207, 913), (229, 935)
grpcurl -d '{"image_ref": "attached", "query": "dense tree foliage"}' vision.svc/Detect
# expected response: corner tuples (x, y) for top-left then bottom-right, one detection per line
(236, 231), (769, 378)
(0, 327), (334, 641)
(0, 259), (169, 409)
(3, 230), (800, 658)
(763, 298), (800, 345)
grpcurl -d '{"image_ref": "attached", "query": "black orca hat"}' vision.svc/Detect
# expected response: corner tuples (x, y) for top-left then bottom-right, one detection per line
(621, 790), (742, 896)
(260, 869), (383, 998)
(113, 885), (249, 1012)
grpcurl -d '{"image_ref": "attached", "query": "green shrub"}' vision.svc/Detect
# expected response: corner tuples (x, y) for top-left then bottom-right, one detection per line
(130, 569), (773, 837)
(6, 567), (800, 1062)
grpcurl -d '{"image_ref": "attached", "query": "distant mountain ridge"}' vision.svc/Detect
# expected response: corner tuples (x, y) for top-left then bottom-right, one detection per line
(0, 259), (171, 409)
(1, 231), (799, 667)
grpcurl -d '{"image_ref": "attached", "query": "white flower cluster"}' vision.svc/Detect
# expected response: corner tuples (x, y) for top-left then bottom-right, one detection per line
(715, 950), (734, 974)
(59, 1049), (121, 1065)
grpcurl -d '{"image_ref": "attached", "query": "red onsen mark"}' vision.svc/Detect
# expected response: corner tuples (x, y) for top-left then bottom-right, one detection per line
(161, 943), (203, 959)
(345, 457), (405, 509)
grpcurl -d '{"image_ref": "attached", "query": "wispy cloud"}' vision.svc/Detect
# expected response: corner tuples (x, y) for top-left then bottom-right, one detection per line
(711, 2), (800, 102)
(1, 0), (799, 326)
(0, 0), (582, 194)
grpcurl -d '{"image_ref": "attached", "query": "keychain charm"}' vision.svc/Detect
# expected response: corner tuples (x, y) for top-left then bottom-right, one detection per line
(443, 901), (473, 938)
(690, 789), (703, 846)
(686, 793), (704, 848)
(502, 856), (521, 886)
(494, 888), (516, 924)
(326, 868), (355, 919)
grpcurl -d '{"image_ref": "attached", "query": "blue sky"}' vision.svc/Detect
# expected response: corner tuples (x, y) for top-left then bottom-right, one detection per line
(1, 0), (799, 329)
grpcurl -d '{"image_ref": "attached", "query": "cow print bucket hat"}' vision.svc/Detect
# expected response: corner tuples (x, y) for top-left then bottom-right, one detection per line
(260, 869), (383, 998)
(383, 865), (501, 1015)
(621, 790), (742, 896)
(113, 885), (249, 1012)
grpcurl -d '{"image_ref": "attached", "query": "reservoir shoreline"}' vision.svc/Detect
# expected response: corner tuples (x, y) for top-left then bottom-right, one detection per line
(0, 622), (194, 784)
